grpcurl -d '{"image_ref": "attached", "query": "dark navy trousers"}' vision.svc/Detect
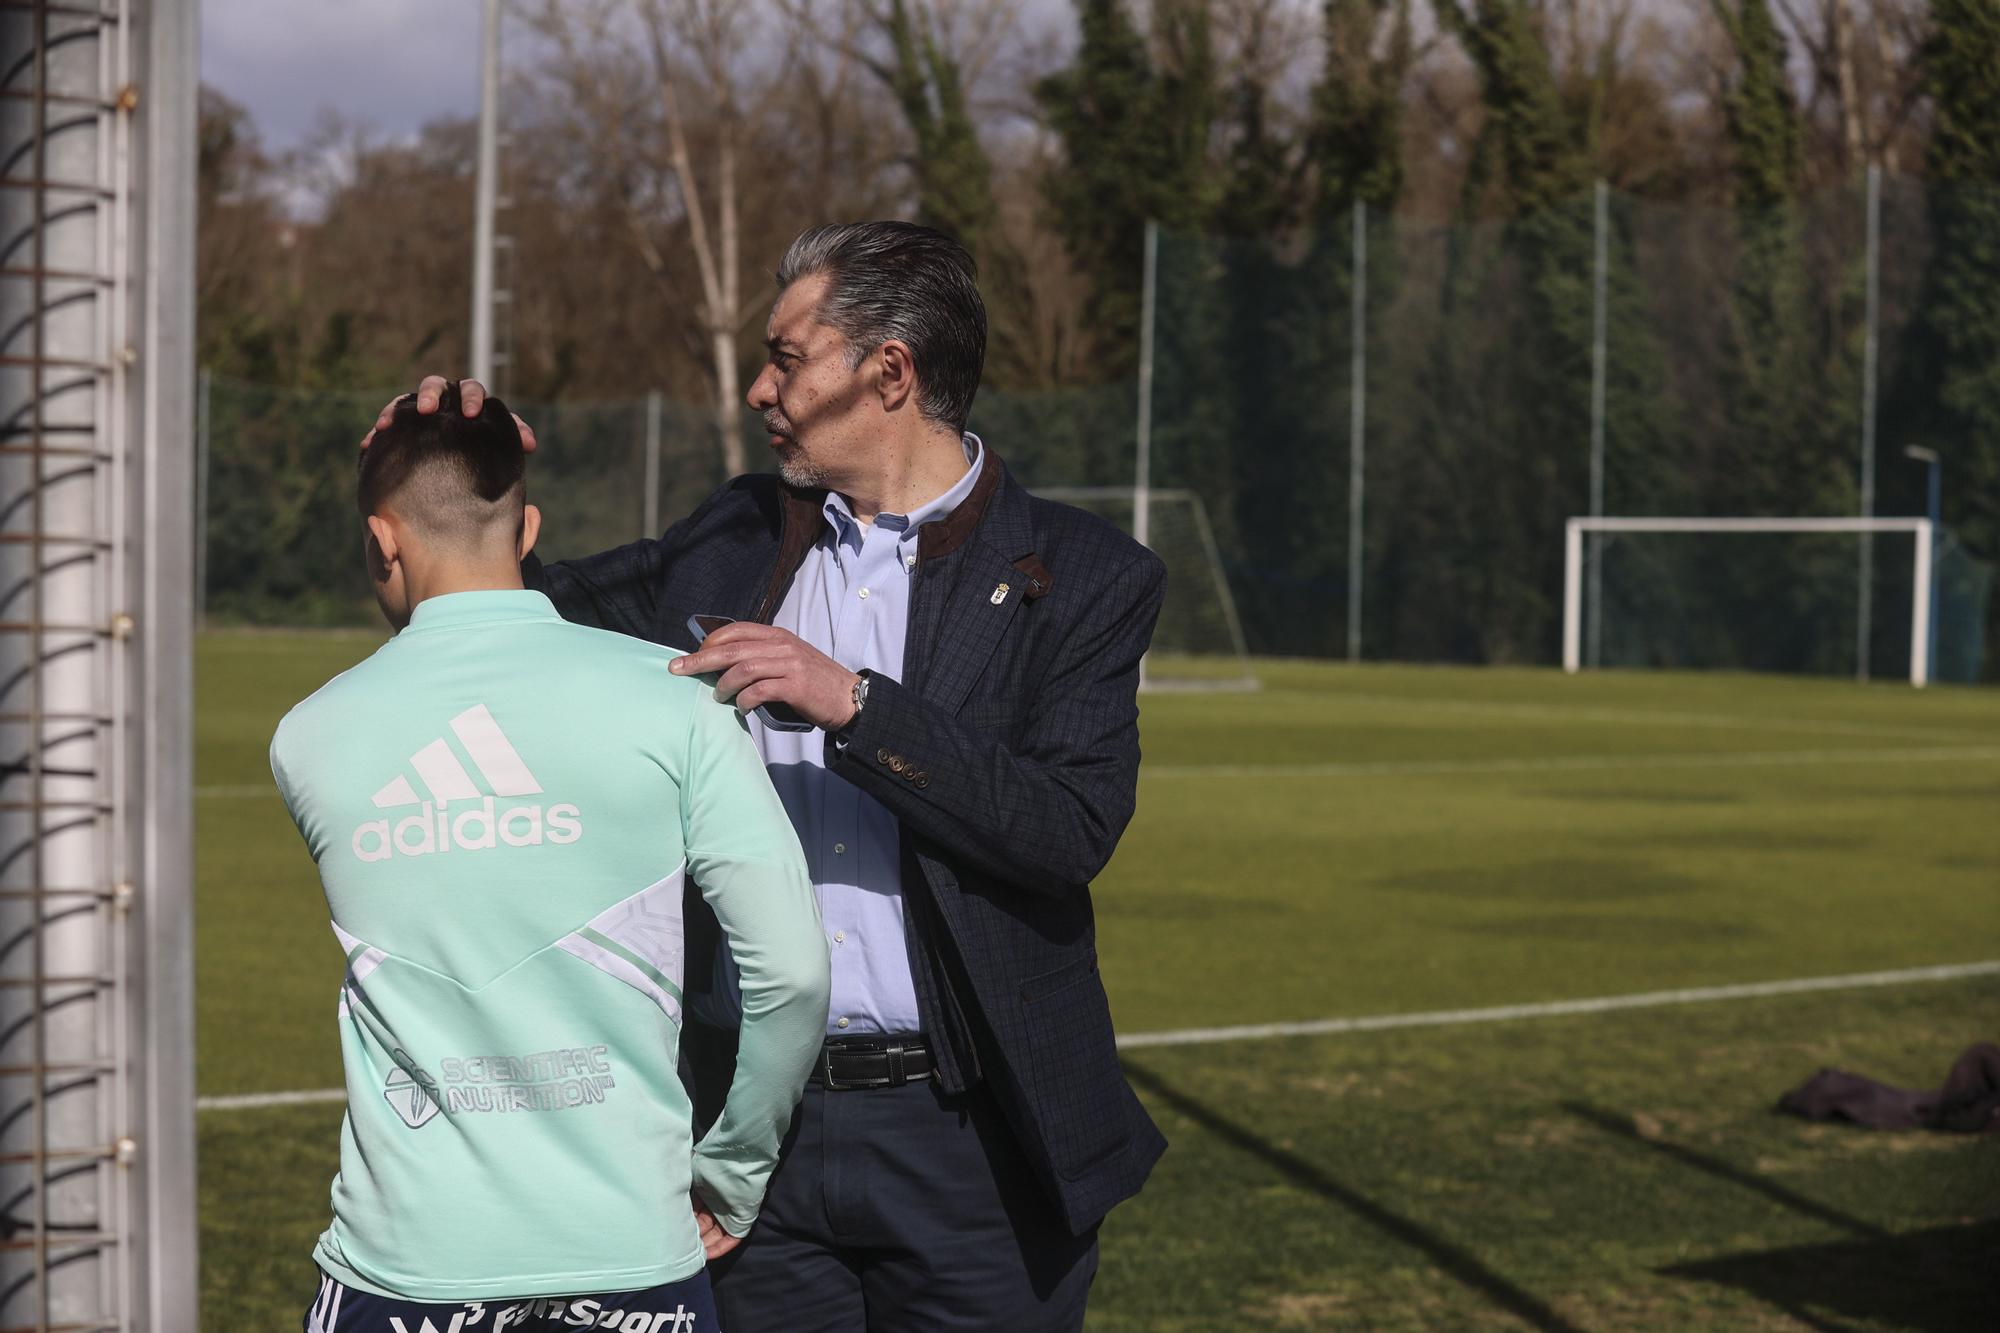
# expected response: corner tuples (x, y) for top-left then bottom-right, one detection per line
(710, 1077), (1098, 1332)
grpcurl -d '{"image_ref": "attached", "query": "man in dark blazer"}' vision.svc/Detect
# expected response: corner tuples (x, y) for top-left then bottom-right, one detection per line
(377, 221), (1165, 1331)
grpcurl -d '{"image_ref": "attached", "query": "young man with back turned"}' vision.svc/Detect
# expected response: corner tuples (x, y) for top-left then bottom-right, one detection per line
(271, 387), (830, 1332)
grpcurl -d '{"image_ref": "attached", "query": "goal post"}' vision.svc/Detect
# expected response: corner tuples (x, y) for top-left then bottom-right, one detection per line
(1039, 487), (1259, 691)
(1563, 517), (1936, 686)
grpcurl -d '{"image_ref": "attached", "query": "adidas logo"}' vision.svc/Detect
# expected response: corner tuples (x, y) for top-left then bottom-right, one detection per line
(351, 704), (583, 862)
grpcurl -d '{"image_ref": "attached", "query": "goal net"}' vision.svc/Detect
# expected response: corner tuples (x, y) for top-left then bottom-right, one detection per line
(1563, 517), (1993, 686)
(1038, 488), (1259, 691)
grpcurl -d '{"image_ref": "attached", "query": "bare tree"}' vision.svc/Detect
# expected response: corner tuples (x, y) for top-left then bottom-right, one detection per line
(521, 0), (799, 475)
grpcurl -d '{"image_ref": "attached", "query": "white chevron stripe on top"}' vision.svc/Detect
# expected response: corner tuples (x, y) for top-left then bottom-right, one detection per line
(410, 737), (481, 803)
(450, 703), (544, 796)
(371, 774), (421, 809)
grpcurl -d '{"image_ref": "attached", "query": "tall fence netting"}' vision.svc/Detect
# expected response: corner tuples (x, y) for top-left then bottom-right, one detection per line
(200, 177), (1993, 682)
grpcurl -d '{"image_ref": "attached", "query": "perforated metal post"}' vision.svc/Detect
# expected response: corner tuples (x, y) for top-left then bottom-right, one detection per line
(0, 2), (197, 1328)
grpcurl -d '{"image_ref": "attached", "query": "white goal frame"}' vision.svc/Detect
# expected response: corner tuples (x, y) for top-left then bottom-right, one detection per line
(1563, 516), (1936, 687)
(1040, 487), (1260, 692)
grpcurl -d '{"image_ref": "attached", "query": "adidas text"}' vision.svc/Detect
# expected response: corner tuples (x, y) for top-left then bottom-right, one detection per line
(352, 797), (582, 862)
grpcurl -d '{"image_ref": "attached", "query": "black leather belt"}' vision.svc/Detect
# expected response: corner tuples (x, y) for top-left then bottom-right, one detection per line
(810, 1034), (933, 1090)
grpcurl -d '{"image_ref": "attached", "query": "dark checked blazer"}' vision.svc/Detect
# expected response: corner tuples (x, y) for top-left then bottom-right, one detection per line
(521, 447), (1168, 1235)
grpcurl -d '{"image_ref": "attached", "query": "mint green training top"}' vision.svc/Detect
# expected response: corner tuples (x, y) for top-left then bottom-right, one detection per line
(269, 589), (829, 1302)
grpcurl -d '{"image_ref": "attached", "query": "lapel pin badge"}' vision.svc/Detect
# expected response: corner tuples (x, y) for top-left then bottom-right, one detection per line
(990, 582), (1011, 606)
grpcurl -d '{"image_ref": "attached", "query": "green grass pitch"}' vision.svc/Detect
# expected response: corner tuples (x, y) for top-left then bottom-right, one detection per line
(196, 633), (2000, 1329)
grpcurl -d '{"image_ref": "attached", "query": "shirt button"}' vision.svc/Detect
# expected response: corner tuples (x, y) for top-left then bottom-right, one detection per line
(904, 554), (916, 569)
(833, 842), (846, 855)
(836, 1016), (851, 1029)
(857, 587), (871, 600)
(834, 931), (846, 944)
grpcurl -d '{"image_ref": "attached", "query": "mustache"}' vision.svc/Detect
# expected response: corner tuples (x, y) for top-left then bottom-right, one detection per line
(763, 412), (793, 440)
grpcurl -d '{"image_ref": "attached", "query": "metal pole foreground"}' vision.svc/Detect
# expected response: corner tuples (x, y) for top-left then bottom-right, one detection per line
(1346, 200), (1366, 665)
(1563, 517), (1934, 687)
(0, 2), (198, 1329)
(469, 0), (502, 384)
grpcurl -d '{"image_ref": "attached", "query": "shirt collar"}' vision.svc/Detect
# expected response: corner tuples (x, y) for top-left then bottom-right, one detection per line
(402, 588), (560, 632)
(822, 434), (985, 552)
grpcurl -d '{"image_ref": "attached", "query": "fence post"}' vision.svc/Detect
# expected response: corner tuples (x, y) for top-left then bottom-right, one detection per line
(1587, 181), (1608, 668)
(194, 366), (210, 624)
(1347, 199), (1366, 665)
(643, 389), (661, 539)
(1134, 220), (1157, 687)
(1857, 162), (1881, 682)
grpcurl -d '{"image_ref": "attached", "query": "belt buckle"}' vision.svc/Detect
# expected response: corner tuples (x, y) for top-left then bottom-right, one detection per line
(821, 1041), (900, 1091)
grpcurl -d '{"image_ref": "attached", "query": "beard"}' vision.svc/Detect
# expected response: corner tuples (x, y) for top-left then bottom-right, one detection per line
(775, 445), (826, 489)
(767, 413), (826, 488)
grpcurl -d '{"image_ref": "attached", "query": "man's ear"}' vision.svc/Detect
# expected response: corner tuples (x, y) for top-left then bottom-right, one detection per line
(365, 513), (399, 583)
(876, 339), (918, 414)
(518, 503), (542, 561)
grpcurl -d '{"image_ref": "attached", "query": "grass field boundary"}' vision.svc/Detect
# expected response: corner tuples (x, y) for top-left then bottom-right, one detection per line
(1141, 744), (2000, 780)
(194, 743), (2000, 802)
(1116, 959), (2000, 1050)
(197, 959), (2000, 1111)
(1261, 689), (1985, 743)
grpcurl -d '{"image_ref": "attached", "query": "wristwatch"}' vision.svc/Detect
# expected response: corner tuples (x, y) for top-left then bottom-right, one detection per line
(849, 671), (871, 722)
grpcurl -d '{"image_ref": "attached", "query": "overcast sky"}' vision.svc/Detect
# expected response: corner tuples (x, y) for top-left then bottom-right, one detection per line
(202, 0), (488, 149)
(200, 0), (1081, 152)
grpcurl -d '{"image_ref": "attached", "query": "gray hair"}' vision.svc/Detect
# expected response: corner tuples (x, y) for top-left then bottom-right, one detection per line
(775, 222), (987, 432)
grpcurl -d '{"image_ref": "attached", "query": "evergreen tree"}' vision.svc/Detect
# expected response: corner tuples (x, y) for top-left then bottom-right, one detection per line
(1035, 0), (1217, 377)
(1421, 0), (1671, 662)
(1888, 0), (2000, 677)
(875, 0), (1037, 385)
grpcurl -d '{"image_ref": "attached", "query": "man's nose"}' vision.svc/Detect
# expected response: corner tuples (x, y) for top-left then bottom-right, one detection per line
(746, 366), (776, 411)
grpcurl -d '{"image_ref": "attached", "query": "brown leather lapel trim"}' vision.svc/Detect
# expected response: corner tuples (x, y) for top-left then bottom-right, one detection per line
(916, 445), (1004, 564)
(754, 482), (828, 623)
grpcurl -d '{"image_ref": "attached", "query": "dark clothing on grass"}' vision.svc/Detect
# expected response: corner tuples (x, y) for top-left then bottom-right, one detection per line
(1778, 1042), (2000, 1133)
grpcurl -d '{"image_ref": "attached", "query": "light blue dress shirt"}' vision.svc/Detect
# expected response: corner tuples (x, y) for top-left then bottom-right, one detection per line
(713, 436), (984, 1036)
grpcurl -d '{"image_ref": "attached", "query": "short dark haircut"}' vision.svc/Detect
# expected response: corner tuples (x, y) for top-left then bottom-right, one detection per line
(358, 382), (525, 546)
(775, 221), (987, 432)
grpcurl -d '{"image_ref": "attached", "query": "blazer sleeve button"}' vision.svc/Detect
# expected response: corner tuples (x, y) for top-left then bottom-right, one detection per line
(876, 748), (891, 765)
(914, 774), (930, 789)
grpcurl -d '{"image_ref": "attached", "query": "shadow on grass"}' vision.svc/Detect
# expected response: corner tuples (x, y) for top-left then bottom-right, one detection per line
(1564, 1102), (1996, 1330)
(1561, 1102), (1887, 1239)
(1124, 1060), (1583, 1333)
(1660, 1219), (2000, 1333)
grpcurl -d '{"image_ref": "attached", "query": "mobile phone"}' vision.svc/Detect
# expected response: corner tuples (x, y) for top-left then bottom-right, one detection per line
(684, 614), (816, 732)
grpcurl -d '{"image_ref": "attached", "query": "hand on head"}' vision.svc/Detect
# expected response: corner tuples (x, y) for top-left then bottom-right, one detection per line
(361, 376), (538, 454)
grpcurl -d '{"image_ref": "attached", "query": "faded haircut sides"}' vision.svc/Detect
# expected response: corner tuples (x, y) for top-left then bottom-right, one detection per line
(358, 383), (526, 547)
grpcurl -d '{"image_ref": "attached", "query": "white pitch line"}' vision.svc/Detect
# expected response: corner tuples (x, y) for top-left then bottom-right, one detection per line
(192, 745), (2000, 799)
(1142, 744), (2000, 780)
(1256, 689), (1980, 744)
(197, 959), (2000, 1111)
(197, 1087), (345, 1111)
(1115, 960), (2000, 1050)
(192, 744), (2000, 799)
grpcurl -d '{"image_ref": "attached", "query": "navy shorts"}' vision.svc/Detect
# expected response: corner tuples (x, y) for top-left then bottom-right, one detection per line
(303, 1268), (719, 1332)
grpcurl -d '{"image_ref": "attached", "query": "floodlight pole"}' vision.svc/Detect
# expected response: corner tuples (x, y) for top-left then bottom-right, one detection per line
(1856, 162), (1881, 681)
(1346, 198), (1366, 664)
(1135, 219), (1157, 687)
(469, 0), (501, 385)
(1587, 180), (1609, 667)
